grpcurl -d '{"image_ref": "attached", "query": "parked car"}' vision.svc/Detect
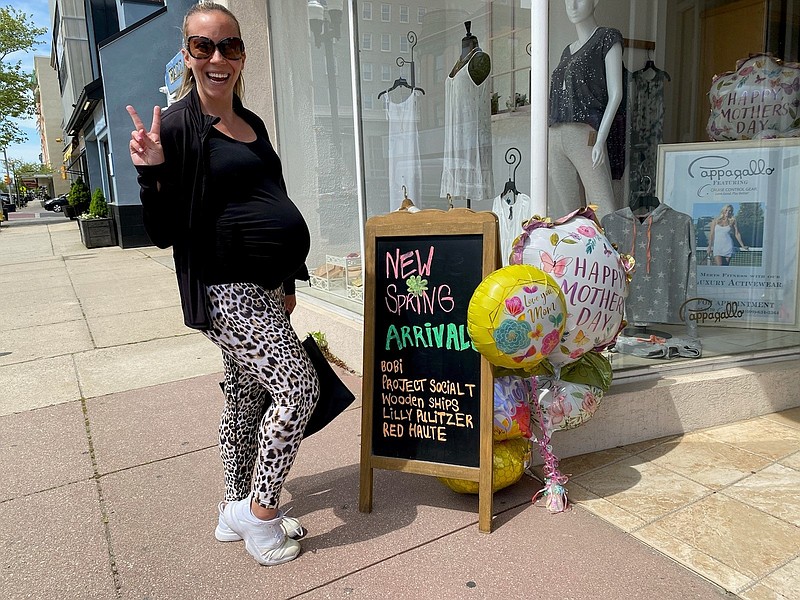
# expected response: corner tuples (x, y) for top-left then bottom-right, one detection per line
(43, 194), (69, 212)
(1, 192), (14, 213)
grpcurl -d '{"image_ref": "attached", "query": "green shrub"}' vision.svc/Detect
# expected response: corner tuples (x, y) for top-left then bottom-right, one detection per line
(68, 177), (91, 209)
(88, 188), (109, 218)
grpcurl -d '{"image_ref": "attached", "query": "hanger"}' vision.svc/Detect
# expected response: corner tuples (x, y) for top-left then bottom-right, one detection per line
(398, 185), (417, 211)
(629, 175), (660, 212)
(379, 31), (425, 98)
(638, 49), (671, 81)
(378, 76), (413, 99)
(501, 147), (521, 199)
(499, 147), (522, 219)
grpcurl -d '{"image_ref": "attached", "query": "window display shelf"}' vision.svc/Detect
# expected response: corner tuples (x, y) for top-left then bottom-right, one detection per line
(309, 254), (363, 303)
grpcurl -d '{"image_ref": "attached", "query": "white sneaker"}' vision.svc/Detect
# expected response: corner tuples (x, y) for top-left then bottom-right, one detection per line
(221, 498), (301, 566)
(215, 502), (306, 542)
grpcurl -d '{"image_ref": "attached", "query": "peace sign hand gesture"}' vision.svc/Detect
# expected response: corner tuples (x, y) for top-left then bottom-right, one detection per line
(126, 105), (164, 167)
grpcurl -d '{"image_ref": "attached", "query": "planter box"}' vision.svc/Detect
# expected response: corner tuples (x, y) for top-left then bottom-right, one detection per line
(78, 217), (117, 248)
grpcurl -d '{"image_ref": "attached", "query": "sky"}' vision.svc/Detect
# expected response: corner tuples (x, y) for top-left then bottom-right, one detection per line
(5, 0), (52, 166)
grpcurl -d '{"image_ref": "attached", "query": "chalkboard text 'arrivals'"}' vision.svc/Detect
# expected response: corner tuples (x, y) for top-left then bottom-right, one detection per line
(385, 322), (474, 351)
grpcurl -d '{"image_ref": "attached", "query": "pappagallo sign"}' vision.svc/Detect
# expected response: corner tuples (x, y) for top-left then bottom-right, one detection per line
(707, 53), (800, 141)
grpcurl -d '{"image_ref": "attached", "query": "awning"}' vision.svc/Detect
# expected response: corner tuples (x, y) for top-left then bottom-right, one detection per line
(65, 78), (103, 137)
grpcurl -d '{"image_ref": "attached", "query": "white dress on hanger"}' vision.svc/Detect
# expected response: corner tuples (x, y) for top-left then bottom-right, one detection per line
(492, 192), (531, 266)
(440, 57), (494, 202)
(386, 91), (423, 212)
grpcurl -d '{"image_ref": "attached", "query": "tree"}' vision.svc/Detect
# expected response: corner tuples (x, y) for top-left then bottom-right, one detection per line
(5, 157), (50, 196)
(0, 6), (47, 148)
(68, 177), (91, 210)
(735, 202), (765, 248)
(13, 159), (51, 176)
(88, 188), (108, 218)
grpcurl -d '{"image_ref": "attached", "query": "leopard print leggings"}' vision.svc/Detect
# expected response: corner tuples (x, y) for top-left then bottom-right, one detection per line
(204, 282), (319, 509)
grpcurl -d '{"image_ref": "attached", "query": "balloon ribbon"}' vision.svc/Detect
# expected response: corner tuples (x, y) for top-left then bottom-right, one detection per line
(529, 377), (570, 513)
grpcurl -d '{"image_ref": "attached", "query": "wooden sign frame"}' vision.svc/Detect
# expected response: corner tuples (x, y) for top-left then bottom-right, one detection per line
(359, 208), (498, 533)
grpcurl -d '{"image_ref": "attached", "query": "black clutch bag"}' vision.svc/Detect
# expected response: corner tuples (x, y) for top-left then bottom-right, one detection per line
(301, 335), (357, 437)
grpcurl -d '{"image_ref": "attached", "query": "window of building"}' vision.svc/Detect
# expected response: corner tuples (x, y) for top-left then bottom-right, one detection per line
(399, 35), (409, 53)
(362, 1), (372, 20)
(362, 62), (373, 81)
(381, 64), (391, 81)
(417, 7), (426, 25)
(489, 0), (530, 115)
(380, 33), (391, 52)
(381, 3), (391, 22)
(362, 32), (372, 51)
(399, 5), (409, 23)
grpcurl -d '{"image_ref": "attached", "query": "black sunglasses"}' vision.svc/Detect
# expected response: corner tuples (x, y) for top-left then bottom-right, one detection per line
(186, 35), (245, 60)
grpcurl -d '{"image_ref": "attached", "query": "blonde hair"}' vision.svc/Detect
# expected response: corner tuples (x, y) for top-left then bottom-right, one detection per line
(718, 204), (735, 220)
(175, 2), (245, 100)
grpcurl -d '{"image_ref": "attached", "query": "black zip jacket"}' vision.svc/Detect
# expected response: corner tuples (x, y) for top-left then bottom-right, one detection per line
(135, 88), (308, 330)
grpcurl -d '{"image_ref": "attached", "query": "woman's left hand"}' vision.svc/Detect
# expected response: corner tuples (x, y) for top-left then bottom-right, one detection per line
(284, 294), (297, 315)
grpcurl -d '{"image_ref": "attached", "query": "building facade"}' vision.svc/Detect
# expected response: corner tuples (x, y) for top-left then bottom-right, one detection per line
(33, 55), (69, 197)
(37, 0), (800, 449)
(260, 0), (800, 450)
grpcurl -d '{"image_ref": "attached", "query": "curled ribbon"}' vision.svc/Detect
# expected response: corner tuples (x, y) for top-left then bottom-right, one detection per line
(528, 376), (570, 513)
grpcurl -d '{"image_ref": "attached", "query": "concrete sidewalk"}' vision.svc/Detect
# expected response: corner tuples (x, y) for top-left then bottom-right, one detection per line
(0, 220), (732, 599)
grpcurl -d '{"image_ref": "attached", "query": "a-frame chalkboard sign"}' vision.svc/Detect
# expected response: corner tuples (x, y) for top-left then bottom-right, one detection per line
(359, 208), (498, 532)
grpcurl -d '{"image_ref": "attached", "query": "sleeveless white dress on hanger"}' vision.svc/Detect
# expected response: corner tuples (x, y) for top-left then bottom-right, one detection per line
(440, 56), (494, 202)
(385, 90), (422, 212)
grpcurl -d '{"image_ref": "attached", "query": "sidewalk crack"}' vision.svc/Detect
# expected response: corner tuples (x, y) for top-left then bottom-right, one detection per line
(80, 398), (123, 598)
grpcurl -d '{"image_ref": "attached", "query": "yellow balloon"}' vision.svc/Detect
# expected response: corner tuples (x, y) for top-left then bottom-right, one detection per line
(468, 265), (567, 369)
(438, 437), (531, 494)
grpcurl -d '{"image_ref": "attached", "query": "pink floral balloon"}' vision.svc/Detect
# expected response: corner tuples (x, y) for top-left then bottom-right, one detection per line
(510, 208), (633, 367)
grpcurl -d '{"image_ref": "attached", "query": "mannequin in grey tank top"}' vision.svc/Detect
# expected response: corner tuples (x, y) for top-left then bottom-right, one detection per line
(440, 21), (494, 205)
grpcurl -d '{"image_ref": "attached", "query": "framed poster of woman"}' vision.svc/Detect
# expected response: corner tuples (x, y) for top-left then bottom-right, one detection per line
(657, 138), (800, 330)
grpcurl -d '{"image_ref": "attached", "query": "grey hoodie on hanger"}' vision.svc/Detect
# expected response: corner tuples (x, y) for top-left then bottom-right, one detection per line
(601, 204), (697, 335)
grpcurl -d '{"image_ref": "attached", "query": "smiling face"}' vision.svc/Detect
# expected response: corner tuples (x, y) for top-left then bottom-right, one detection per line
(565, 0), (599, 24)
(182, 10), (244, 109)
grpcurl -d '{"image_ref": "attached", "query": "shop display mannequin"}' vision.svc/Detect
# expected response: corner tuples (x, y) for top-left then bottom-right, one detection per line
(549, 0), (623, 219)
(450, 21), (490, 85)
(440, 21), (494, 205)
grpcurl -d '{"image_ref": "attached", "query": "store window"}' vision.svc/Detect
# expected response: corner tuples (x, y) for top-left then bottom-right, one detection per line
(544, 0), (800, 370)
(267, 1), (362, 312)
(265, 0), (800, 369)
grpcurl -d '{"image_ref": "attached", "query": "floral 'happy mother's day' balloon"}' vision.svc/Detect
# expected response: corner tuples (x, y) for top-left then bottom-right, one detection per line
(510, 208), (633, 367)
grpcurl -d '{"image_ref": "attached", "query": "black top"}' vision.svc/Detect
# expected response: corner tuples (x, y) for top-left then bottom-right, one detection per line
(204, 129), (310, 289)
(549, 27), (623, 130)
(135, 89), (309, 330)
